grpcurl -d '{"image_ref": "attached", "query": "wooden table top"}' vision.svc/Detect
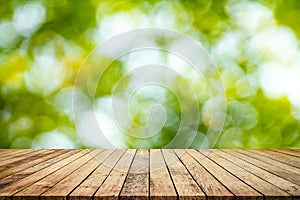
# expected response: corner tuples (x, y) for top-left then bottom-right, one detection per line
(0, 149), (299, 200)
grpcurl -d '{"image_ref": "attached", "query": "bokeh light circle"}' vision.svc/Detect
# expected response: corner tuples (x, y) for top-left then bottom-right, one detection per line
(72, 28), (226, 172)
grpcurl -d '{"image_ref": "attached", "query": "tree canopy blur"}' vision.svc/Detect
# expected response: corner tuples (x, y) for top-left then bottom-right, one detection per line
(0, 0), (300, 149)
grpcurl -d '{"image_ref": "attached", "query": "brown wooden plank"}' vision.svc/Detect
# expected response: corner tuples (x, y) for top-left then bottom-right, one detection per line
(162, 149), (205, 200)
(68, 149), (124, 200)
(40, 149), (118, 200)
(252, 150), (300, 168)
(120, 149), (149, 200)
(216, 150), (300, 197)
(230, 150), (300, 185)
(206, 150), (291, 199)
(0, 149), (299, 200)
(0, 150), (22, 156)
(189, 150), (263, 200)
(174, 149), (234, 200)
(273, 150), (300, 158)
(12, 150), (99, 200)
(0, 150), (69, 181)
(0, 150), (40, 170)
(0, 150), (53, 172)
(0, 150), (12, 154)
(0, 150), (38, 163)
(0, 150), (89, 200)
(93, 149), (136, 200)
(0, 149), (29, 155)
(149, 149), (177, 200)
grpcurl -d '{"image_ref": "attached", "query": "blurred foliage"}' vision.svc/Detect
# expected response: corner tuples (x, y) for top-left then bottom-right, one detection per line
(0, 0), (300, 148)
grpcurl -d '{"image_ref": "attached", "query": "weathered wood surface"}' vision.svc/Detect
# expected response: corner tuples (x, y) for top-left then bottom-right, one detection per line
(0, 149), (299, 200)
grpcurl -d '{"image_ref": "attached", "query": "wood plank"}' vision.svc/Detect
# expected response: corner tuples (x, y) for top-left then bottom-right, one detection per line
(174, 149), (234, 200)
(230, 150), (300, 185)
(0, 150), (37, 163)
(120, 149), (149, 200)
(68, 149), (124, 200)
(0, 150), (12, 154)
(0, 150), (53, 171)
(206, 150), (291, 199)
(0, 150), (25, 157)
(216, 150), (300, 197)
(0, 150), (69, 181)
(252, 150), (300, 168)
(162, 149), (205, 200)
(189, 150), (263, 200)
(0, 150), (89, 200)
(0, 149), (299, 200)
(93, 149), (136, 200)
(0, 149), (11, 152)
(149, 149), (177, 200)
(40, 149), (118, 200)
(273, 150), (300, 158)
(12, 150), (100, 200)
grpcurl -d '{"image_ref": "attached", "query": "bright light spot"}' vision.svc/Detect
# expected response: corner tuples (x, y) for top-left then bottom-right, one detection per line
(77, 108), (126, 148)
(8, 116), (33, 140)
(152, 2), (193, 32)
(92, 2), (194, 44)
(153, 3), (176, 29)
(24, 47), (66, 96)
(212, 31), (243, 60)
(123, 49), (165, 72)
(285, 62), (300, 108)
(166, 52), (191, 74)
(260, 62), (290, 98)
(32, 130), (75, 149)
(93, 11), (148, 43)
(0, 21), (19, 48)
(227, 1), (275, 32)
(13, 2), (46, 37)
(249, 27), (298, 64)
(260, 61), (300, 108)
(202, 96), (226, 130)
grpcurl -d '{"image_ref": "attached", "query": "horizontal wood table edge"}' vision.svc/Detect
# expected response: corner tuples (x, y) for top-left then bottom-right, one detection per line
(0, 149), (299, 200)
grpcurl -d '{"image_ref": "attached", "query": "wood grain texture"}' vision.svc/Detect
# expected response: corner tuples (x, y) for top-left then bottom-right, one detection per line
(228, 150), (300, 185)
(0, 149), (299, 200)
(162, 149), (205, 200)
(150, 150), (176, 200)
(39, 149), (113, 200)
(69, 149), (123, 200)
(0, 150), (88, 200)
(0, 150), (68, 180)
(174, 149), (234, 200)
(93, 149), (135, 200)
(120, 149), (149, 200)
(273, 149), (300, 158)
(0, 150), (49, 170)
(251, 150), (300, 169)
(0, 150), (38, 163)
(216, 150), (300, 197)
(191, 150), (263, 200)
(206, 151), (291, 200)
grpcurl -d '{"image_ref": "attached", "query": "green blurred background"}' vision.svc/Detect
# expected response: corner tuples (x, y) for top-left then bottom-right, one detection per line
(0, 0), (300, 149)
